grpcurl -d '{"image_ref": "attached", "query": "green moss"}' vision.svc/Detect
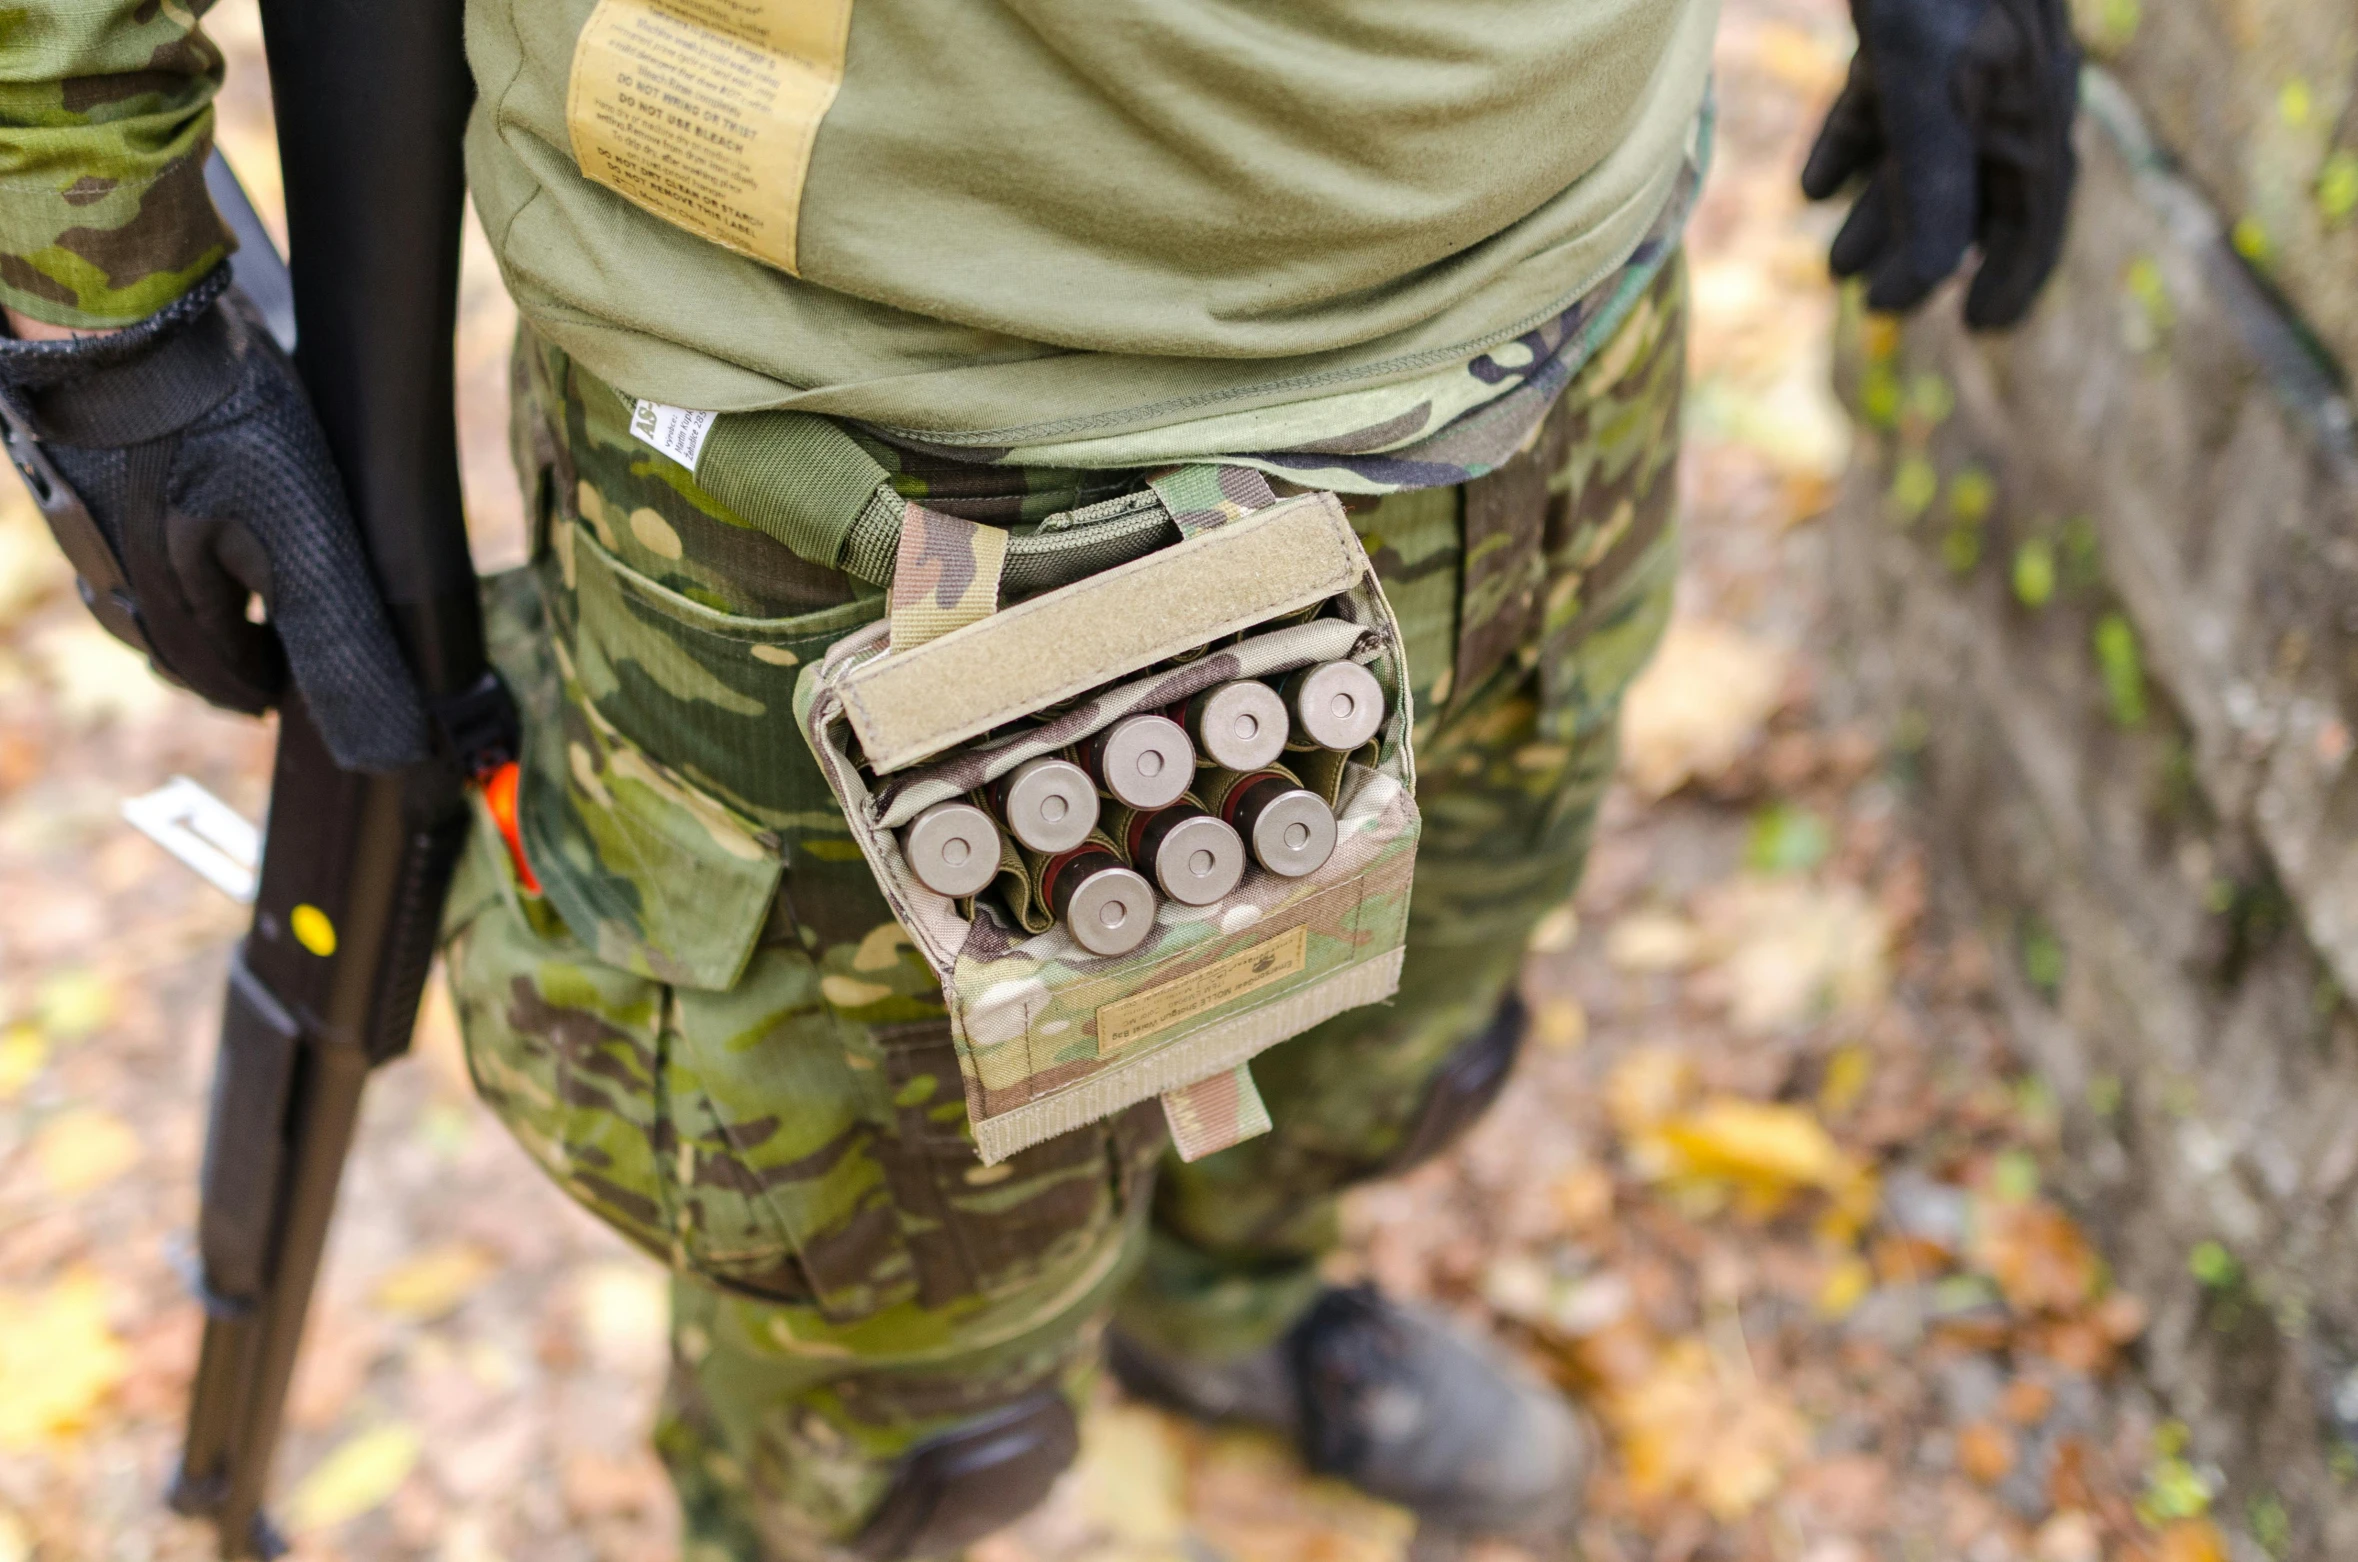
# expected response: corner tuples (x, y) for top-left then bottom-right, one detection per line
(2094, 612), (2148, 727)
(2013, 538), (2056, 607)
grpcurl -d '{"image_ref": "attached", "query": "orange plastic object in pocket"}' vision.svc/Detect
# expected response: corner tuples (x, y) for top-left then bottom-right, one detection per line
(479, 760), (542, 896)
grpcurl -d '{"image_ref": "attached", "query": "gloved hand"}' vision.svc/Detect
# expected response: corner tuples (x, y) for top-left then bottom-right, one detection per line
(1802, 0), (2081, 330)
(0, 266), (428, 771)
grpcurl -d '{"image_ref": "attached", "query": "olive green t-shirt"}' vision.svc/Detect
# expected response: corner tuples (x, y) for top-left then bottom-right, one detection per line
(465, 0), (1718, 446)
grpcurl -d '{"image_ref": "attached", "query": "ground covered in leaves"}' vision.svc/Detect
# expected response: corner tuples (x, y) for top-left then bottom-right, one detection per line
(0, 1), (2251, 1559)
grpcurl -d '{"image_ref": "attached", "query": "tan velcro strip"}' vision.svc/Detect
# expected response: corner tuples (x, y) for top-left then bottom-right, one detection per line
(567, 0), (852, 276)
(843, 491), (1364, 773)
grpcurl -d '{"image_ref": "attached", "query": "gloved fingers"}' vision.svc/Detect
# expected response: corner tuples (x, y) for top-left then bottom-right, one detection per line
(1963, 149), (2074, 330)
(1800, 74), (1884, 201)
(1879, 110), (1982, 305)
(163, 507), (287, 693)
(184, 356), (431, 772)
(1827, 174), (1895, 279)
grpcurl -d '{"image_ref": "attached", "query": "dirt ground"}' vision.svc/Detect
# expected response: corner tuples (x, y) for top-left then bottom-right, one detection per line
(0, 2), (2247, 1560)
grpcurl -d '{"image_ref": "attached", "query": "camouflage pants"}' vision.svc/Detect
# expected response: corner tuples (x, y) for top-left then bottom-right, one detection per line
(440, 259), (1685, 1561)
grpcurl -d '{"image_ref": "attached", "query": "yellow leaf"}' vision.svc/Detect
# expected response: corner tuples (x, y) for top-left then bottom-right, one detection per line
(1817, 1256), (1873, 1319)
(1818, 1043), (1874, 1117)
(1606, 1047), (1697, 1138)
(1532, 998), (1587, 1051)
(34, 968), (113, 1040)
(0, 1270), (128, 1449)
(1651, 1097), (1857, 1191)
(32, 1108), (141, 1194)
(1608, 1338), (1808, 1520)
(284, 1424), (423, 1533)
(0, 1025), (46, 1101)
(0, 1510), (25, 1562)
(372, 1243), (496, 1321)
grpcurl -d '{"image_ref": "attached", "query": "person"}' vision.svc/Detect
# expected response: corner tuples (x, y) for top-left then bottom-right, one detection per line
(0, 0), (2079, 1555)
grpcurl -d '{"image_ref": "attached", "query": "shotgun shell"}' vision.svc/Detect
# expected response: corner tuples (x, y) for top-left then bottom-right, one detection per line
(1083, 714), (1195, 810)
(1184, 680), (1289, 772)
(1125, 802), (1246, 906)
(1218, 770), (1337, 879)
(1280, 660), (1387, 752)
(991, 756), (1099, 854)
(1040, 846), (1158, 956)
(901, 801), (1001, 899)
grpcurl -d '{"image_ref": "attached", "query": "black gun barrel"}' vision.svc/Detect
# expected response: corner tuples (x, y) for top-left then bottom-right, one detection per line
(166, 0), (482, 1555)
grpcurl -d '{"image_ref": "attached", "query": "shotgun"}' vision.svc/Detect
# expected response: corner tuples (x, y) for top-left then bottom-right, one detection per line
(155, 1), (496, 1555)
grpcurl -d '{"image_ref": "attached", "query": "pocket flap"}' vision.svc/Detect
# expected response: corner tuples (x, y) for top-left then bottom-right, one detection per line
(841, 490), (1364, 773)
(521, 688), (785, 992)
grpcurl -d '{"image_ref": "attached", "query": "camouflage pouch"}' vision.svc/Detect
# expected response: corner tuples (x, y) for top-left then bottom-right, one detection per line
(797, 468), (1421, 1166)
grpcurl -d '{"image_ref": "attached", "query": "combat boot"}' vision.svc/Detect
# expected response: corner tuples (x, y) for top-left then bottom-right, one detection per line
(1109, 1284), (1587, 1545)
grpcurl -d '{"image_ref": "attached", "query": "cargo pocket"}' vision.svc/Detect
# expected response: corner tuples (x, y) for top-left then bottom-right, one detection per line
(865, 1020), (1125, 1312)
(524, 518), (884, 992)
(442, 814), (678, 1264)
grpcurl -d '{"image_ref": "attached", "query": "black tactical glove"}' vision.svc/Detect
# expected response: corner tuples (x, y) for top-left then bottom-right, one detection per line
(1802, 0), (2081, 330)
(0, 266), (428, 771)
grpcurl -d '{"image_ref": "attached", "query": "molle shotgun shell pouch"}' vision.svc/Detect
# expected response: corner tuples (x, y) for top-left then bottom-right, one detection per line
(797, 461), (1420, 1166)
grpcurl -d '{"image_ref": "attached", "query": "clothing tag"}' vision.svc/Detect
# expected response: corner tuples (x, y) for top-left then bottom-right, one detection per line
(566, 0), (853, 276)
(630, 399), (718, 472)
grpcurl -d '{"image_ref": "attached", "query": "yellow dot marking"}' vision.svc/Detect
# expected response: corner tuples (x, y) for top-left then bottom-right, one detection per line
(290, 904), (338, 957)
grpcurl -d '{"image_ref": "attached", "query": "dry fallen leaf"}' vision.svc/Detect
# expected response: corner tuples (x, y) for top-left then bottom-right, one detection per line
(2031, 1510), (2102, 1562)
(372, 1243), (498, 1322)
(1606, 1047), (1699, 1138)
(1970, 1198), (2101, 1314)
(284, 1423), (423, 1533)
(0, 1270), (129, 1450)
(1630, 1095), (1876, 1229)
(1608, 1337), (1810, 1520)
(2153, 1517), (2230, 1562)
(1532, 998), (1587, 1051)
(31, 1108), (141, 1195)
(1070, 1402), (1189, 1548)
(1817, 1255), (1873, 1318)
(1618, 619), (1788, 798)
(1605, 908), (1702, 973)
(0, 1024), (45, 1101)
(1956, 1420), (2018, 1486)
(1691, 879), (1890, 1033)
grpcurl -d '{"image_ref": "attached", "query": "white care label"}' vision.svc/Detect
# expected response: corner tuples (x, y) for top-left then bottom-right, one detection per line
(630, 399), (719, 472)
(566, 0), (852, 276)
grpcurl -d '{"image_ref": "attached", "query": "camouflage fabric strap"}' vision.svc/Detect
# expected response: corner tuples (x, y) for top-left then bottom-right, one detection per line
(1145, 464), (1279, 537)
(1162, 1065), (1273, 1163)
(888, 505), (1007, 650)
(693, 411), (1182, 597)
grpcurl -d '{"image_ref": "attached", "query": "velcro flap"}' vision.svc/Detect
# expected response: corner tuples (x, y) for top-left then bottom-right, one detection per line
(840, 491), (1364, 774)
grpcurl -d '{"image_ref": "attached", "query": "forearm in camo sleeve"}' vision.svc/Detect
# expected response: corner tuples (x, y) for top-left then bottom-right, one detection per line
(0, 0), (232, 331)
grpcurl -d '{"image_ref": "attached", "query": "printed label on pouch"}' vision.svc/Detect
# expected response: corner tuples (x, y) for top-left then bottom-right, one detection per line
(1097, 925), (1309, 1055)
(631, 399), (719, 471)
(566, 0), (853, 276)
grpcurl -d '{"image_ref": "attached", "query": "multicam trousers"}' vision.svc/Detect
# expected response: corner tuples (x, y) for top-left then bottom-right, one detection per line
(437, 259), (1687, 1561)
